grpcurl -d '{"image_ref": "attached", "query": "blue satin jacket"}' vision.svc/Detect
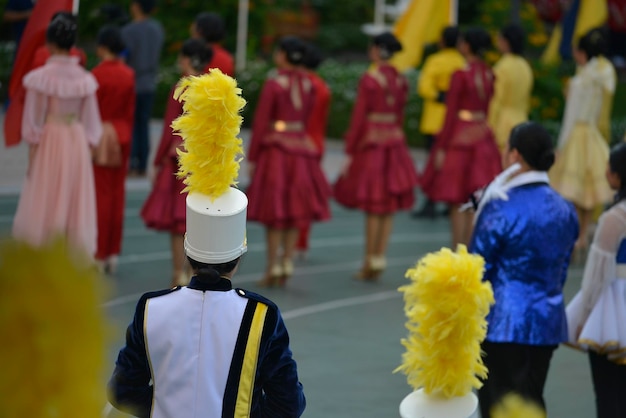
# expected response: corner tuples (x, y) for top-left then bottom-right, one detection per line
(470, 182), (579, 345)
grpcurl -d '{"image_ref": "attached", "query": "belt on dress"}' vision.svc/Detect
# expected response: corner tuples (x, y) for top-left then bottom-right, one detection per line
(458, 110), (486, 122)
(367, 113), (397, 123)
(273, 120), (304, 132)
(46, 114), (78, 124)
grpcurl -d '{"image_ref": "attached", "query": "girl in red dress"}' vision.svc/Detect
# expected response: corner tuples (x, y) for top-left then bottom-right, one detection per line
(296, 43), (332, 258)
(333, 32), (419, 280)
(92, 26), (136, 274)
(141, 39), (212, 286)
(247, 36), (331, 286)
(421, 27), (502, 247)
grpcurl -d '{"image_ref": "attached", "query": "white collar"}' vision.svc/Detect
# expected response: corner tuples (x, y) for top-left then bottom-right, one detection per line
(473, 164), (549, 221)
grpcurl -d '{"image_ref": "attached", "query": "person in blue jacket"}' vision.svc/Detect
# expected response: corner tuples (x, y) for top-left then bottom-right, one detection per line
(469, 121), (579, 418)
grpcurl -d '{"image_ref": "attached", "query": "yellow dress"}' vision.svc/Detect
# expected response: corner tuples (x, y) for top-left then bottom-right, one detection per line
(550, 57), (614, 210)
(596, 55), (616, 142)
(417, 48), (466, 135)
(488, 53), (533, 152)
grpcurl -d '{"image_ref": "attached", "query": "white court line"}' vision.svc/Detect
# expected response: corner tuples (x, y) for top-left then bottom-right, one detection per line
(102, 255), (420, 308)
(115, 232), (448, 264)
(282, 290), (400, 320)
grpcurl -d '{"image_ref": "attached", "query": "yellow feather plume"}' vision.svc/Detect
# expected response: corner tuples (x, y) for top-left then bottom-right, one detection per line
(173, 68), (247, 199)
(491, 394), (546, 418)
(0, 239), (108, 418)
(395, 245), (494, 398)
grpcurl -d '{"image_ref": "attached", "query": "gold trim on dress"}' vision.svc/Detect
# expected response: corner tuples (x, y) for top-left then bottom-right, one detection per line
(367, 113), (397, 123)
(458, 110), (486, 122)
(273, 120), (304, 132)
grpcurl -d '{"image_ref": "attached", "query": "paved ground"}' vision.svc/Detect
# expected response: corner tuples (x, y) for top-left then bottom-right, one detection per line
(0, 114), (595, 417)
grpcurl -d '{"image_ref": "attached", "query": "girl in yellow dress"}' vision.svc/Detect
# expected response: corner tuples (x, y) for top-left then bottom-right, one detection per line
(550, 29), (614, 250)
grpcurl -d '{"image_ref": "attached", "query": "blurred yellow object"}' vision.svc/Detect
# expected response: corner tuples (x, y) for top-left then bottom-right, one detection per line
(491, 393), (546, 418)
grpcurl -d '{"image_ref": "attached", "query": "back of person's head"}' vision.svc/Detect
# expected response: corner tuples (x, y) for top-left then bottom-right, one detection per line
(194, 12), (226, 43)
(187, 256), (241, 283)
(133, 0), (156, 15)
(278, 36), (307, 66)
(500, 23), (525, 55)
(578, 27), (608, 59)
(97, 25), (125, 56)
(46, 12), (78, 50)
(462, 27), (492, 56)
(372, 31), (402, 60)
(181, 38), (213, 72)
(302, 42), (324, 70)
(609, 142), (626, 202)
(441, 26), (460, 49)
(508, 121), (555, 171)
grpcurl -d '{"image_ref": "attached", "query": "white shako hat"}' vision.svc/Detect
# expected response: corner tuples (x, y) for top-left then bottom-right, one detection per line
(184, 187), (248, 264)
(399, 389), (478, 418)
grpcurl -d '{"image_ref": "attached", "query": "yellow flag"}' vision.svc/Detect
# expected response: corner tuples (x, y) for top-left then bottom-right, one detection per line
(390, 0), (454, 72)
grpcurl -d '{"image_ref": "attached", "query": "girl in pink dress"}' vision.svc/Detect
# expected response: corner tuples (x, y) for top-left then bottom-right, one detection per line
(333, 32), (419, 280)
(420, 27), (502, 248)
(247, 36), (331, 287)
(12, 12), (103, 257)
(140, 39), (212, 286)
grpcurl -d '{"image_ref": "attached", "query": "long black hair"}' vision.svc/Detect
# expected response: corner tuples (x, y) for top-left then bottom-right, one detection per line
(609, 142), (626, 203)
(462, 27), (492, 56)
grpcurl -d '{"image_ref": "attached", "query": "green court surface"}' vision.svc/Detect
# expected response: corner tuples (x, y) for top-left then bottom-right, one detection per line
(0, 190), (594, 418)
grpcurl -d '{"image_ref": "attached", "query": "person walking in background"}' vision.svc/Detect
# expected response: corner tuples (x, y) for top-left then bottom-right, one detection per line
(246, 36), (331, 287)
(470, 122), (579, 418)
(488, 23), (534, 154)
(91, 26), (136, 275)
(566, 142), (626, 418)
(412, 26), (465, 219)
(550, 29), (614, 253)
(333, 32), (419, 281)
(191, 11), (234, 77)
(12, 12), (103, 257)
(295, 42), (331, 259)
(420, 27), (502, 248)
(122, 0), (164, 176)
(3, 0), (34, 55)
(141, 39), (212, 287)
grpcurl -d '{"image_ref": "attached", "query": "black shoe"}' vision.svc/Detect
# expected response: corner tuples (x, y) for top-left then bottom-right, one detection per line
(411, 201), (437, 219)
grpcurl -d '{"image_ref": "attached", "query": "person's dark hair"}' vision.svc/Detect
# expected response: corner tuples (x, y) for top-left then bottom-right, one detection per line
(578, 27), (608, 59)
(461, 27), (492, 56)
(181, 38), (213, 73)
(187, 256), (241, 283)
(194, 12), (226, 43)
(46, 12), (77, 50)
(508, 121), (555, 171)
(500, 23), (525, 55)
(97, 25), (125, 56)
(133, 0), (156, 15)
(372, 32), (402, 60)
(609, 142), (626, 202)
(278, 36), (307, 65)
(302, 42), (324, 70)
(441, 26), (459, 49)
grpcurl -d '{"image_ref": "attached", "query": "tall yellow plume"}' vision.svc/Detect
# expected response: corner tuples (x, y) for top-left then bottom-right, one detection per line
(395, 245), (494, 398)
(173, 68), (247, 199)
(0, 239), (108, 418)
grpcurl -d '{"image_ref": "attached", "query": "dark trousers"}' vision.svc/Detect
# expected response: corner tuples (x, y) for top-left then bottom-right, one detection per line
(130, 91), (155, 172)
(589, 351), (626, 418)
(478, 341), (556, 418)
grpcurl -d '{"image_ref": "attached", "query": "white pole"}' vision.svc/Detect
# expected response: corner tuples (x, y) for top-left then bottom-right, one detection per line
(449, 0), (458, 24)
(72, 0), (79, 14)
(235, 0), (249, 73)
(374, 0), (385, 27)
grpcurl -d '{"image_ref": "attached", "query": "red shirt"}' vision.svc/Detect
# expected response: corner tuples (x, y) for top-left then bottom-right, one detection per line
(203, 44), (235, 77)
(91, 59), (136, 146)
(306, 72), (331, 153)
(153, 85), (184, 166)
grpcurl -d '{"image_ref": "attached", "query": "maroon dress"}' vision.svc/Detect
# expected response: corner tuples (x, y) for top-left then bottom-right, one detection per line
(333, 64), (419, 214)
(140, 86), (187, 234)
(420, 60), (502, 204)
(246, 69), (331, 229)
